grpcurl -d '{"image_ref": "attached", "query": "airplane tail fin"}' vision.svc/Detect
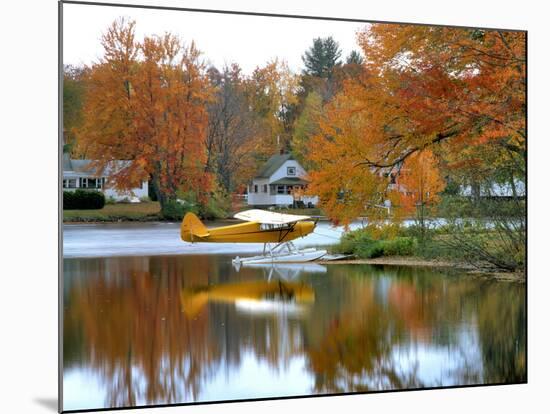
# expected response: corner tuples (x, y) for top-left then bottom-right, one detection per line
(181, 212), (210, 242)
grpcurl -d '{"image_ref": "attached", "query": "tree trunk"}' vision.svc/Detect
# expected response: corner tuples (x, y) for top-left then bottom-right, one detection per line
(509, 172), (519, 202)
(471, 181), (481, 206)
(420, 202), (425, 239)
(150, 172), (172, 217)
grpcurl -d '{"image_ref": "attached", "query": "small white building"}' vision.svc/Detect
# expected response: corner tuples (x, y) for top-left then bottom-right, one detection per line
(62, 153), (148, 201)
(247, 153), (318, 207)
(460, 180), (526, 198)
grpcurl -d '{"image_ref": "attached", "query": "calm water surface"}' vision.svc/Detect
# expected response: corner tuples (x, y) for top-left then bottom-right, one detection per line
(63, 254), (526, 411)
(62, 221), (359, 258)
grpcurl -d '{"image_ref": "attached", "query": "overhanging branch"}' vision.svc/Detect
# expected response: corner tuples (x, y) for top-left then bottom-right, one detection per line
(355, 126), (460, 169)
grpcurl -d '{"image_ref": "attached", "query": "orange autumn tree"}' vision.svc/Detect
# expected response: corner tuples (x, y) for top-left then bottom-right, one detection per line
(76, 19), (212, 215)
(306, 25), (525, 224)
(398, 150), (445, 235)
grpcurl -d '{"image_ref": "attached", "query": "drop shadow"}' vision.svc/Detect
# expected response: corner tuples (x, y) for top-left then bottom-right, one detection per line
(34, 398), (58, 412)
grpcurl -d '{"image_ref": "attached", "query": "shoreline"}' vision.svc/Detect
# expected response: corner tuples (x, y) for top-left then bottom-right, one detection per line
(318, 256), (525, 281)
(318, 256), (460, 267)
(62, 222), (525, 281)
(62, 217), (334, 225)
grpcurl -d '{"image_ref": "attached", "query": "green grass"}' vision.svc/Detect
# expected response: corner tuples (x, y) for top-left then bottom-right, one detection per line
(64, 202), (161, 222)
(64, 202), (323, 222)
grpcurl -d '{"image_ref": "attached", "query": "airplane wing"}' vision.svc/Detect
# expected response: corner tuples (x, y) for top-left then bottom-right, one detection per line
(234, 209), (311, 224)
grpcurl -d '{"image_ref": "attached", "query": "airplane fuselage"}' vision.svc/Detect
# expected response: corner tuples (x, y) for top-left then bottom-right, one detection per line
(181, 218), (316, 243)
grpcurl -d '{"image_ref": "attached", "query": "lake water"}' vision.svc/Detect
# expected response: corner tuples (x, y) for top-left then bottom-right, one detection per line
(62, 224), (526, 411)
(62, 221), (361, 258)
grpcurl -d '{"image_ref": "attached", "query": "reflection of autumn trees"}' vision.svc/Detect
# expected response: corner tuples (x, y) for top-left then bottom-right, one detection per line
(475, 281), (526, 383)
(303, 265), (526, 392)
(64, 256), (220, 406)
(64, 256), (314, 407)
(309, 288), (399, 391)
(306, 272), (424, 392)
(64, 257), (526, 407)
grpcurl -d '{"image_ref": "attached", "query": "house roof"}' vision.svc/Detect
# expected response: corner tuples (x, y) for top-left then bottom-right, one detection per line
(255, 153), (294, 178)
(63, 154), (132, 177)
(63, 153), (97, 174)
(270, 177), (309, 186)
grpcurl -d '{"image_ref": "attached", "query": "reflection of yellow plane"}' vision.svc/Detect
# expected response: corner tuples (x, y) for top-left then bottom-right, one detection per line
(180, 209), (327, 264)
(181, 280), (315, 318)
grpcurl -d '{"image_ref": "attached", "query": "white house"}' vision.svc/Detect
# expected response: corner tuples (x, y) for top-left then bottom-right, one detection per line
(460, 180), (526, 198)
(247, 153), (318, 207)
(62, 153), (148, 201)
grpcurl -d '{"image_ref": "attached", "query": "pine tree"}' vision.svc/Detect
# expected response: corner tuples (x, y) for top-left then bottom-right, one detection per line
(302, 37), (342, 78)
(346, 50), (364, 65)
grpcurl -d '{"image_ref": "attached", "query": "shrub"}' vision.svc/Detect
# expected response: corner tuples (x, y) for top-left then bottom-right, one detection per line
(363, 223), (403, 240)
(161, 199), (198, 221)
(434, 196), (526, 271)
(381, 237), (417, 256)
(159, 188), (230, 221)
(63, 190), (105, 210)
(332, 225), (417, 259)
(352, 237), (416, 259)
(356, 241), (385, 258)
(198, 188), (230, 220)
(333, 229), (375, 254)
(200, 198), (229, 220)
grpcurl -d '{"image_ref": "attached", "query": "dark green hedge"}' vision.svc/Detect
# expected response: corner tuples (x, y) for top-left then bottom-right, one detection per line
(63, 190), (106, 210)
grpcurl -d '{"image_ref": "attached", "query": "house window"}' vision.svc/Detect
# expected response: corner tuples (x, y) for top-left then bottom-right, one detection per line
(63, 179), (77, 189)
(277, 185), (285, 194)
(88, 178), (97, 188)
(254, 185), (258, 193)
(287, 167), (296, 176)
(79, 177), (103, 189)
(263, 184), (268, 193)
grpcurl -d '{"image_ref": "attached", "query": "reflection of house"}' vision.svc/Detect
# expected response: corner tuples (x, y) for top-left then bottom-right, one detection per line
(247, 153), (318, 207)
(62, 153), (148, 201)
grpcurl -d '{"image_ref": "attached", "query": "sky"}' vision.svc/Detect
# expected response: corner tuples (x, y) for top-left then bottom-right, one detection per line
(63, 2), (368, 75)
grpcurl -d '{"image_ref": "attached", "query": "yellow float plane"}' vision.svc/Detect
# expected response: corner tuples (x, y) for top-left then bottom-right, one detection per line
(180, 209), (327, 264)
(181, 209), (316, 243)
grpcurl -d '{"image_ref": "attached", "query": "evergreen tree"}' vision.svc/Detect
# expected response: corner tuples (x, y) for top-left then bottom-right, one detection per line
(346, 50), (364, 65)
(302, 37), (342, 78)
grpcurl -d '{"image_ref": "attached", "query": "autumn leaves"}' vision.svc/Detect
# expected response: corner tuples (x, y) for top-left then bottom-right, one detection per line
(308, 25), (525, 224)
(72, 18), (525, 223)
(77, 19), (211, 214)
(74, 19), (303, 217)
